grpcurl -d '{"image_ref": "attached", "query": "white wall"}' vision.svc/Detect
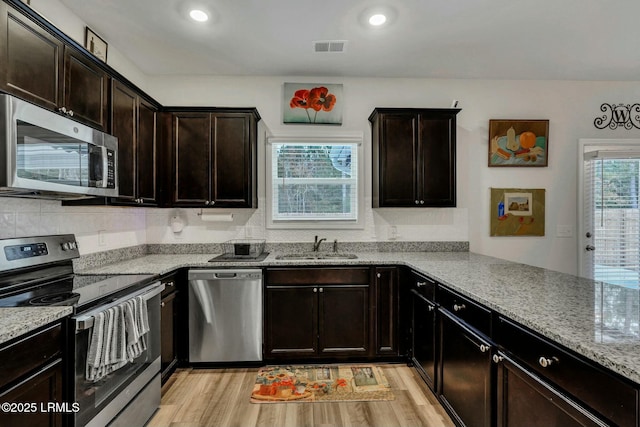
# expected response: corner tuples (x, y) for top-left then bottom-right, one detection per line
(144, 76), (640, 275)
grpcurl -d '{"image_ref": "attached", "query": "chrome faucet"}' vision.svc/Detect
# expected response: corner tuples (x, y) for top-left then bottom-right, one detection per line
(313, 235), (326, 252)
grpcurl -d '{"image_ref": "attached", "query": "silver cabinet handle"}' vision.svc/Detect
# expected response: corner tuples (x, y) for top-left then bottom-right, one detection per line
(492, 354), (504, 363)
(166, 281), (175, 287)
(479, 344), (490, 353)
(377, 273), (381, 278)
(453, 303), (466, 312)
(428, 305), (434, 312)
(539, 356), (559, 368)
(313, 288), (317, 293)
(161, 302), (165, 307)
(420, 200), (425, 204)
(416, 281), (426, 287)
(67, 110), (74, 117)
(58, 106), (67, 114)
(415, 200), (419, 205)
(319, 287), (324, 293)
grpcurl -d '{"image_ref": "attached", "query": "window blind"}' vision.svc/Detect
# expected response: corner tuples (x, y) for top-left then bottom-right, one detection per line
(584, 152), (640, 287)
(270, 142), (358, 221)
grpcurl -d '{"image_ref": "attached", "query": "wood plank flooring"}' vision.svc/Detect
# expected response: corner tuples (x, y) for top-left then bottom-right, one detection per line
(148, 364), (455, 427)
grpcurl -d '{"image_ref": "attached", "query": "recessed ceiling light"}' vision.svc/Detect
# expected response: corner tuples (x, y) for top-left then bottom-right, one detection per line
(189, 9), (209, 22)
(368, 14), (387, 26)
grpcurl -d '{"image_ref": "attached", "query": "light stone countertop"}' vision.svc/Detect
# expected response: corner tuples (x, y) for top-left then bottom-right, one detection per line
(74, 250), (640, 386)
(9, 250), (636, 386)
(0, 307), (72, 345)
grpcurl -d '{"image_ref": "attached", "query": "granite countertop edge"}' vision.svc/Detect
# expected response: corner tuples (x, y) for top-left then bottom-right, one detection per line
(11, 250), (640, 387)
(0, 307), (72, 346)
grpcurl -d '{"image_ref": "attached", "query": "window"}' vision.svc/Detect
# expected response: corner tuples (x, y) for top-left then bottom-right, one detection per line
(267, 135), (362, 228)
(581, 143), (640, 287)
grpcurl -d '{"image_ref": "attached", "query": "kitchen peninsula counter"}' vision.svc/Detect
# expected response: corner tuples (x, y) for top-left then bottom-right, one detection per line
(75, 251), (640, 387)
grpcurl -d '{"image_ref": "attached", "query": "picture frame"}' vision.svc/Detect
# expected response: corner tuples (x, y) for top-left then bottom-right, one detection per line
(283, 83), (343, 125)
(490, 188), (545, 237)
(84, 27), (108, 62)
(488, 119), (549, 167)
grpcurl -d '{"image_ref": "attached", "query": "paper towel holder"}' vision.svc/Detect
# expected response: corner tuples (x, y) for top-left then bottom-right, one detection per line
(197, 209), (234, 222)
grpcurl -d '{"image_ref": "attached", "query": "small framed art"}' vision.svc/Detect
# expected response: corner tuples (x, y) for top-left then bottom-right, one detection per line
(488, 119), (549, 167)
(85, 27), (108, 62)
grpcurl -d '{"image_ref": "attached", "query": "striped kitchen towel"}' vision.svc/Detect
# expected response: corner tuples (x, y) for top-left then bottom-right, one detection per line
(86, 304), (127, 382)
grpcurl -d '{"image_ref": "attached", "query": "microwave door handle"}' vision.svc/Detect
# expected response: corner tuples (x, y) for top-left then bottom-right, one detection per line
(101, 145), (109, 188)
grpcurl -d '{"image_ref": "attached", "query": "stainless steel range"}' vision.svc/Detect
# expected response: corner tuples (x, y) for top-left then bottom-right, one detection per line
(0, 235), (163, 427)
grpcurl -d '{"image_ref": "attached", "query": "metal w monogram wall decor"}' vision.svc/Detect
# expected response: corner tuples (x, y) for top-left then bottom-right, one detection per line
(594, 103), (640, 130)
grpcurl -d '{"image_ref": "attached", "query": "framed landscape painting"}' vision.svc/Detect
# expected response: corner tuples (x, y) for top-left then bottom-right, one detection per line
(284, 83), (343, 125)
(488, 119), (549, 167)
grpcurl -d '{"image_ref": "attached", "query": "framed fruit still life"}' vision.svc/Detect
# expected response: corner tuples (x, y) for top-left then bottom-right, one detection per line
(488, 119), (549, 167)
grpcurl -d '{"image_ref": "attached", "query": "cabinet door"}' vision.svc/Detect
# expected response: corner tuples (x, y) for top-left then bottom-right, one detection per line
(412, 291), (437, 390)
(319, 285), (369, 356)
(161, 291), (178, 381)
(111, 81), (137, 201)
(137, 99), (157, 203)
(63, 47), (108, 130)
(211, 112), (253, 207)
(173, 113), (211, 206)
(419, 114), (456, 206)
(375, 267), (399, 355)
(496, 352), (608, 427)
(376, 113), (418, 207)
(0, 3), (63, 111)
(265, 286), (317, 358)
(0, 359), (63, 427)
(439, 310), (493, 427)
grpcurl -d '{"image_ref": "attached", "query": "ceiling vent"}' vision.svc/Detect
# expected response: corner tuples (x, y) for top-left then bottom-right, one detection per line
(313, 40), (347, 53)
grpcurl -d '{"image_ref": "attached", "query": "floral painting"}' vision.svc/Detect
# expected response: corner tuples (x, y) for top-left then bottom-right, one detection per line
(284, 83), (343, 125)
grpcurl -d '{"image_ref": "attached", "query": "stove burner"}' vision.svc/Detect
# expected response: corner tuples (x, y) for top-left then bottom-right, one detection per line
(29, 292), (80, 306)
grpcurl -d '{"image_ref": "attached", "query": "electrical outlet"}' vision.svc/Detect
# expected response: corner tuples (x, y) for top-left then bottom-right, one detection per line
(556, 225), (574, 238)
(98, 230), (106, 246)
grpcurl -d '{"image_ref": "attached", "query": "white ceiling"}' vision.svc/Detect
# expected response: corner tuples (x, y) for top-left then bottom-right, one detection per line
(59, 0), (640, 81)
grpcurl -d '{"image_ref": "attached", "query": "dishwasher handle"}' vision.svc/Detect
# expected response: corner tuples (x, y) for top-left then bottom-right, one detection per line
(188, 269), (262, 281)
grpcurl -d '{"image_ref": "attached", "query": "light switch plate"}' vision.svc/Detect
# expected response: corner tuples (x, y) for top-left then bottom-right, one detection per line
(556, 225), (574, 238)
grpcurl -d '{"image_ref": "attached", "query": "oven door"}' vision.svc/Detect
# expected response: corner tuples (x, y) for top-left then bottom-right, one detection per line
(70, 282), (163, 427)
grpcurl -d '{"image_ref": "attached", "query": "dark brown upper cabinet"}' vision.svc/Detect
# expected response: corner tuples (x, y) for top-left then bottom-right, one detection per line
(170, 109), (259, 208)
(369, 108), (460, 207)
(0, 2), (108, 130)
(111, 80), (157, 205)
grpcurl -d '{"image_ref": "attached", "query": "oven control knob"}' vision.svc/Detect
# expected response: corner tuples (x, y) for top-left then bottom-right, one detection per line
(61, 242), (73, 251)
(70, 242), (78, 250)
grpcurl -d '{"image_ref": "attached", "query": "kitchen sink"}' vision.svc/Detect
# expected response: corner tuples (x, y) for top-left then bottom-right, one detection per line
(275, 253), (358, 260)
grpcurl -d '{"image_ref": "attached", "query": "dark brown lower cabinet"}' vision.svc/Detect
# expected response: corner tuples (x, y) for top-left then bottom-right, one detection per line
(439, 309), (493, 427)
(0, 323), (64, 427)
(161, 275), (180, 383)
(264, 267), (371, 360)
(411, 289), (437, 390)
(0, 360), (63, 427)
(496, 352), (608, 427)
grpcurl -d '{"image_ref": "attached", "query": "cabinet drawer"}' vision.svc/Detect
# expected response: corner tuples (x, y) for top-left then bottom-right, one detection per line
(266, 268), (370, 285)
(410, 271), (436, 301)
(438, 286), (491, 337)
(161, 276), (178, 298)
(0, 323), (62, 390)
(497, 316), (637, 427)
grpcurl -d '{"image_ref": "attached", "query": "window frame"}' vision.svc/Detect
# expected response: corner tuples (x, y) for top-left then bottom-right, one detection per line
(266, 133), (365, 229)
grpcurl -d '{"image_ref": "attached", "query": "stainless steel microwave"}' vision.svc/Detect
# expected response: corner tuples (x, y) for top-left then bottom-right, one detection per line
(0, 94), (118, 199)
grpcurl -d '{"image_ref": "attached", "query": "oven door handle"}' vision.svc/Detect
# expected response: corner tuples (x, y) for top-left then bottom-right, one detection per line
(73, 281), (164, 333)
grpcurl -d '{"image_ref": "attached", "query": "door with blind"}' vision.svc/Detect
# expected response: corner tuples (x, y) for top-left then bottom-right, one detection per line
(580, 139), (640, 287)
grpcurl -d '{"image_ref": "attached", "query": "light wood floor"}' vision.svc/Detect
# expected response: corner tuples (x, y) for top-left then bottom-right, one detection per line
(148, 364), (455, 427)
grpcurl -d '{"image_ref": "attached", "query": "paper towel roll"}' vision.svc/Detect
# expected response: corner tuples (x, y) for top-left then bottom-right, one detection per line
(200, 213), (234, 222)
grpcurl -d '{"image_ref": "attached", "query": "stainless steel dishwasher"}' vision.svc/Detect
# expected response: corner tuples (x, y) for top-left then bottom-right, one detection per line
(188, 269), (263, 362)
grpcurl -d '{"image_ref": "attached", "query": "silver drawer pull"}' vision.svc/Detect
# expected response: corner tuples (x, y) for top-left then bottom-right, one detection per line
(453, 303), (466, 312)
(492, 354), (504, 363)
(479, 344), (490, 353)
(538, 356), (559, 368)
(416, 281), (427, 287)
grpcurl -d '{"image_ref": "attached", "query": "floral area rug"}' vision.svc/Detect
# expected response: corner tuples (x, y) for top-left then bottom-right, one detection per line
(250, 364), (395, 403)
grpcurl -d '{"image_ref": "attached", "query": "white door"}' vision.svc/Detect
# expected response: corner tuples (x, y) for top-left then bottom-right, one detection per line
(579, 139), (640, 287)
